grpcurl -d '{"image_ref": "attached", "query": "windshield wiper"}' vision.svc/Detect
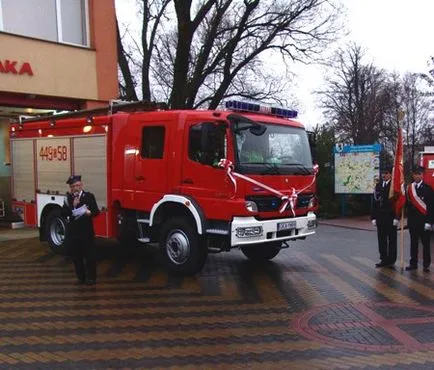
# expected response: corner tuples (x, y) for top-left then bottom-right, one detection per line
(284, 162), (312, 175)
(260, 163), (281, 175)
(277, 158), (312, 175)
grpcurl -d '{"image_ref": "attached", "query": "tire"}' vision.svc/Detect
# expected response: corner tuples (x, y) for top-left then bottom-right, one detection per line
(45, 208), (68, 255)
(159, 217), (207, 276)
(241, 242), (281, 261)
(116, 210), (140, 248)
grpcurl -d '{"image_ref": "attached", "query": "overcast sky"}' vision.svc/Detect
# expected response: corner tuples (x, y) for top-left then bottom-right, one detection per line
(296, 0), (434, 128)
(115, 0), (434, 128)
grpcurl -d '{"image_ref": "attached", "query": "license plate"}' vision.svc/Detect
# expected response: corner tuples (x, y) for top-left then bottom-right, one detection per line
(277, 221), (296, 231)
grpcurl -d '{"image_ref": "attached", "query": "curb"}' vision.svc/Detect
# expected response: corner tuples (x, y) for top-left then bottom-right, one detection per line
(318, 221), (375, 232)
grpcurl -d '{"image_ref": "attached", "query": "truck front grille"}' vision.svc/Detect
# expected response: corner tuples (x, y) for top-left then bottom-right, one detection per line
(245, 194), (313, 212)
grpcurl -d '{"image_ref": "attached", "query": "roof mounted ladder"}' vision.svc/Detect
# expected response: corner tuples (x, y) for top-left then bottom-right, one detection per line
(15, 100), (168, 125)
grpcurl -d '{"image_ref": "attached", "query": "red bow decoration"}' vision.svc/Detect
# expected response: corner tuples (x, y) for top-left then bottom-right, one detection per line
(219, 159), (319, 215)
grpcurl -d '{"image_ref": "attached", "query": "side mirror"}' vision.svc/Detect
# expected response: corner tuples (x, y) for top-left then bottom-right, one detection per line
(249, 124), (267, 136)
(307, 131), (317, 162)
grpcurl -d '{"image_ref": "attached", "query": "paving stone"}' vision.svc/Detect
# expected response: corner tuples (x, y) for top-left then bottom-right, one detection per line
(0, 225), (433, 369)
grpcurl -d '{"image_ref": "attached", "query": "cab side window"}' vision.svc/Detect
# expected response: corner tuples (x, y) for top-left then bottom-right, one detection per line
(141, 126), (165, 159)
(189, 122), (226, 166)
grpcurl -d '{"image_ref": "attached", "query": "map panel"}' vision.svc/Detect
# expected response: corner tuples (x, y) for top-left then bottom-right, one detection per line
(334, 144), (381, 194)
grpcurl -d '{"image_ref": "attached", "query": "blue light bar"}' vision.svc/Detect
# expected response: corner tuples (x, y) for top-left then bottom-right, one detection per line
(225, 100), (297, 119)
(225, 100), (260, 112)
(270, 106), (298, 119)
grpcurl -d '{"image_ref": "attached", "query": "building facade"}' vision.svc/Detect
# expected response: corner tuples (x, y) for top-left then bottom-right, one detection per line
(0, 0), (118, 214)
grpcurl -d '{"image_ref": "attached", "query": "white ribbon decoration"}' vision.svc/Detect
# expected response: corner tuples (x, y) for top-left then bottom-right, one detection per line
(219, 159), (319, 215)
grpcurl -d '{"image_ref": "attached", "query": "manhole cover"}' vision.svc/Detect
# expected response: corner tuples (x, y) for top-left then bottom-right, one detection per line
(293, 302), (434, 352)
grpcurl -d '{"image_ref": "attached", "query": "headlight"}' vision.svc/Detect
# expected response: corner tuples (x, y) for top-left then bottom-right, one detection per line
(236, 226), (263, 238)
(308, 196), (318, 208)
(245, 200), (258, 212)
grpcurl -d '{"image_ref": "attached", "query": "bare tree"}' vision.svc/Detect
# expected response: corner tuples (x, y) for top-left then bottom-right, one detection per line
(116, 0), (343, 108)
(319, 43), (392, 145)
(117, 20), (138, 101)
(400, 73), (432, 168)
(140, 0), (172, 101)
(117, 0), (172, 101)
(416, 56), (434, 147)
(378, 73), (402, 154)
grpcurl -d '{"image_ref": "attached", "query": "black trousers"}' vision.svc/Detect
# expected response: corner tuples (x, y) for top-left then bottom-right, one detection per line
(69, 237), (97, 282)
(377, 223), (397, 264)
(409, 226), (431, 268)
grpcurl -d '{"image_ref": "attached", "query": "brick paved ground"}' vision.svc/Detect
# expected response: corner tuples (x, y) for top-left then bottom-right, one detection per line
(0, 221), (433, 369)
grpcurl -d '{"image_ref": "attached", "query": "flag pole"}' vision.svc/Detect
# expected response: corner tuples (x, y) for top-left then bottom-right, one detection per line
(400, 207), (404, 272)
(394, 111), (405, 273)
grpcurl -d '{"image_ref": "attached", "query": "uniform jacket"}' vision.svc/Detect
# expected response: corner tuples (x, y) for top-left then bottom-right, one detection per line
(406, 182), (434, 228)
(61, 191), (100, 241)
(372, 180), (396, 225)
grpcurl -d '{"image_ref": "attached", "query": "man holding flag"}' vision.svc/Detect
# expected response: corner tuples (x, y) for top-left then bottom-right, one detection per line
(388, 124), (406, 270)
(389, 126), (406, 219)
(372, 122), (406, 269)
(372, 166), (398, 268)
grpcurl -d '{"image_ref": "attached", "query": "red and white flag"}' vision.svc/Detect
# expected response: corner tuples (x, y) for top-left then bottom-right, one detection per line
(389, 124), (405, 215)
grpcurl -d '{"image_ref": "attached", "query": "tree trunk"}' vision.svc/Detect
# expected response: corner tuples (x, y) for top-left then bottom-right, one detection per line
(116, 20), (138, 101)
(169, 1), (194, 108)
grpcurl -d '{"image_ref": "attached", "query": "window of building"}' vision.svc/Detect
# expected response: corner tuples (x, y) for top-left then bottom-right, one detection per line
(0, 0), (88, 46)
(141, 126), (165, 159)
(189, 122), (226, 166)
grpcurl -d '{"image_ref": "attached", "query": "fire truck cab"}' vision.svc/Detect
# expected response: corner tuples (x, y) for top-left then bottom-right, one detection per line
(10, 100), (318, 275)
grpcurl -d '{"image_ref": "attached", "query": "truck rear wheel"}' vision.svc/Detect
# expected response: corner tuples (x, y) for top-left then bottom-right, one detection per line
(160, 217), (207, 276)
(241, 242), (281, 261)
(45, 209), (68, 255)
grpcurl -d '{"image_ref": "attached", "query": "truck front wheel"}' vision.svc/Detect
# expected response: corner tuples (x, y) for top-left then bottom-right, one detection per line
(241, 242), (281, 261)
(45, 209), (68, 255)
(160, 217), (207, 276)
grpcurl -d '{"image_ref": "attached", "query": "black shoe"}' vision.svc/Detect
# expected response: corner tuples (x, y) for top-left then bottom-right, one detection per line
(75, 279), (86, 285)
(386, 264), (395, 270)
(423, 267), (430, 273)
(375, 262), (387, 268)
(86, 280), (96, 285)
(405, 265), (417, 271)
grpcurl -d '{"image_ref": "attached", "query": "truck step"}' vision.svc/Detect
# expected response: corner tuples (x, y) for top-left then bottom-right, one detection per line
(138, 237), (150, 243)
(137, 219), (150, 224)
(206, 229), (229, 235)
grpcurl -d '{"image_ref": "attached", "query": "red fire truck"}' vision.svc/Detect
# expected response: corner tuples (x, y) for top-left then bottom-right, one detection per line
(9, 100), (318, 275)
(419, 146), (434, 189)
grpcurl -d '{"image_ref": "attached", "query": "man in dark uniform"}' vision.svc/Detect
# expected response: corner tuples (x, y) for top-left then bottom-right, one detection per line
(405, 166), (434, 273)
(62, 175), (100, 285)
(371, 167), (398, 268)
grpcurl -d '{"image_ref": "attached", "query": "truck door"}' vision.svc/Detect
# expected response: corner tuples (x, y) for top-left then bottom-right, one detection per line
(180, 120), (232, 219)
(128, 115), (170, 210)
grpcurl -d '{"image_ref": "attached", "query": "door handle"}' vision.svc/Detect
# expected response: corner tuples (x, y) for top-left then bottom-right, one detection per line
(135, 175), (145, 181)
(182, 178), (193, 184)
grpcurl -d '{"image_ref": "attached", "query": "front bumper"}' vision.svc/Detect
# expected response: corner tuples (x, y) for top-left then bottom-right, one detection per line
(230, 212), (317, 247)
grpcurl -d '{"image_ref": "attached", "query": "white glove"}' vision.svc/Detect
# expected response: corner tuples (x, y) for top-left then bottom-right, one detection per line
(393, 219), (399, 227)
(371, 219), (376, 227)
(424, 223), (432, 231)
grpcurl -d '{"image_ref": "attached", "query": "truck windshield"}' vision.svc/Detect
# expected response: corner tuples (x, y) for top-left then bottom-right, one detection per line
(232, 118), (313, 175)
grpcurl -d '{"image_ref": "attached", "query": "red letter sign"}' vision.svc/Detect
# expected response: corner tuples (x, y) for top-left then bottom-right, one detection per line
(0, 60), (34, 76)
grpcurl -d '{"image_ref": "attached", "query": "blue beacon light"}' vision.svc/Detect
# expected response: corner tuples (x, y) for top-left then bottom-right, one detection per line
(225, 100), (298, 119)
